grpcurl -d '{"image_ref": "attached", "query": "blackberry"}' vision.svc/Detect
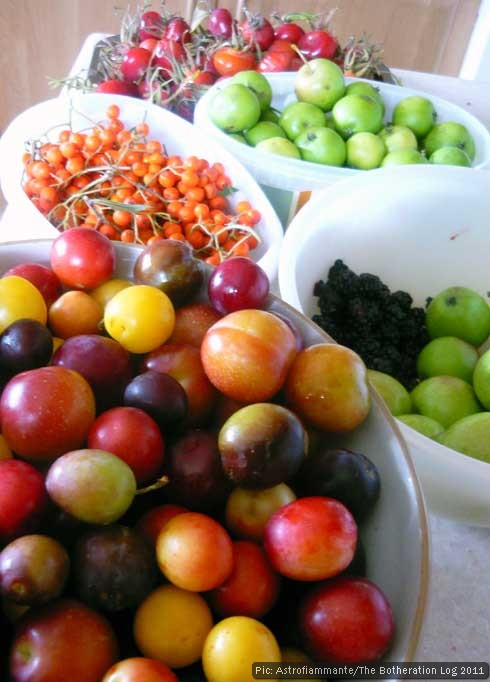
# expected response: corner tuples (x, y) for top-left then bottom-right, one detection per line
(312, 260), (428, 389)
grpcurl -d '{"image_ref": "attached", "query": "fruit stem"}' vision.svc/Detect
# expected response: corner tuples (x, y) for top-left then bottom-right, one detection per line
(136, 475), (170, 495)
(290, 43), (308, 66)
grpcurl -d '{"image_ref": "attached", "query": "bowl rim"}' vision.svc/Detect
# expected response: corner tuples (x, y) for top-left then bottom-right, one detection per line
(279, 164), (490, 310)
(0, 238), (430, 664)
(267, 293), (430, 664)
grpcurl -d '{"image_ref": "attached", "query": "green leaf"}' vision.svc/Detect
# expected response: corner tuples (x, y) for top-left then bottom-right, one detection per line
(92, 198), (149, 213)
(219, 185), (239, 197)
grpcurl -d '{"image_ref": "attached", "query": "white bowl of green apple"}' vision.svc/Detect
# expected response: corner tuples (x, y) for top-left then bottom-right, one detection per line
(194, 64), (490, 192)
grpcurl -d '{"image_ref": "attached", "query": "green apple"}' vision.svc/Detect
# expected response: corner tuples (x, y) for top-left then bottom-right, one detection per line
(367, 369), (412, 416)
(417, 337), (479, 383)
(332, 95), (384, 139)
(261, 108), (281, 124)
(425, 286), (490, 347)
(393, 95), (437, 138)
(439, 412), (490, 462)
(381, 149), (427, 166)
(256, 137), (301, 158)
(278, 102), (327, 141)
(295, 127), (346, 166)
(423, 121), (476, 162)
(346, 132), (386, 170)
(209, 84), (261, 133)
(397, 414), (445, 439)
(228, 133), (248, 144)
(244, 121), (286, 146)
(295, 58), (346, 112)
(345, 81), (385, 115)
(472, 349), (490, 409)
(378, 125), (418, 153)
(429, 146), (471, 167)
(410, 375), (481, 429)
(231, 70), (272, 112)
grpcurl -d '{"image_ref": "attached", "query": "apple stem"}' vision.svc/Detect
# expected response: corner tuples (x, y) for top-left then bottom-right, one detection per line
(135, 475), (169, 496)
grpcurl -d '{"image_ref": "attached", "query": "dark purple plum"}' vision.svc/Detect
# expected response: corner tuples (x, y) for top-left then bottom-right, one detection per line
(0, 319), (53, 373)
(294, 448), (381, 522)
(133, 239), (204, 307)
(218, 403), (307, 489)
(73, 525), (158, 612)
(165, 429), (231, 511)
(51, 334), (132, 411)
(123, 370), (188, 430)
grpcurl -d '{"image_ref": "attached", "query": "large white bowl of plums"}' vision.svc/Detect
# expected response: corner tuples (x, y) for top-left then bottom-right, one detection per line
(280, 163), (490, 527)
(0, 232), (427, 679)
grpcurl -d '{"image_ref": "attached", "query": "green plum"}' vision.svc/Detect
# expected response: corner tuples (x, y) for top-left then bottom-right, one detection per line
(332, 95), (384, 139)
(244, 121), (286, 146)
(378, 125), (418, 153)
(423, 121), (476, 162)
(381, 149), (427, 166)
(231, 70), (272, 112)
(346, 132), (386, 170)
(425, 286), (490, 347)
(472, 349), (490, 409)
(367, 369), (412, 416)
(278, 101), (327, 141)
(429, 146), (471, 166)
(45, 449), (137, 525)
(393, 95), (437, 138)
(417, 336), (479, 383)
(256, 137), (301, 158)
(439, 412), (490, 462)
(209, 84), (261, 133)
(410, 376), (481, 429)
(397, 414), (445, 439)
(295, 127), (346, 166)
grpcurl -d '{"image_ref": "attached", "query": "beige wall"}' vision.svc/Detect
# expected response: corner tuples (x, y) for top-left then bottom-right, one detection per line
(0, 0), (481, 132)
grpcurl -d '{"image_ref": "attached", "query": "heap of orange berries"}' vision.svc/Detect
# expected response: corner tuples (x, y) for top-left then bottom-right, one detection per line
(22, 104), (261, 265)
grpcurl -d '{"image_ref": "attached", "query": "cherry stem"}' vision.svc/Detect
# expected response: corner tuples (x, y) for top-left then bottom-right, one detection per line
(135, 475), (170, 495)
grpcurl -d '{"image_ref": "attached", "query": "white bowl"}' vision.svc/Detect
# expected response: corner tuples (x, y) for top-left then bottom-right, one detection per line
(279, 164), (490, 526)
(0, 237), (428, 669)
(0, 93), (284, 283)
(194, 72), (490, 192)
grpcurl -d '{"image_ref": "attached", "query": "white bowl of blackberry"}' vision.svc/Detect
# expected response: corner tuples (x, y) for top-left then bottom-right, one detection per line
(279, 164), (490, 527)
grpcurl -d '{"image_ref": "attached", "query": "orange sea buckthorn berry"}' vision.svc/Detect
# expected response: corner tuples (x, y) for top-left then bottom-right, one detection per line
(146, 140), (163, 154)
(186, 187), (205, 203)
(65, 156), (85, 175)
(147, 234), (164, 245)
(120, 229), (136, 243)
(69, 132), (85, 148)
(58, 130), (71, 143)
(112, 210), (133, 228)
(98, 224), (119, 240)
(205, 252), (221, 266)
(59, 142), (79, 159)
(106, 104), (121, 119)
(31, 161), (52, 180)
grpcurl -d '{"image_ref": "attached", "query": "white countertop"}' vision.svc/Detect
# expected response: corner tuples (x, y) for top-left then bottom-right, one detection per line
(1, 40), (490, 663)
